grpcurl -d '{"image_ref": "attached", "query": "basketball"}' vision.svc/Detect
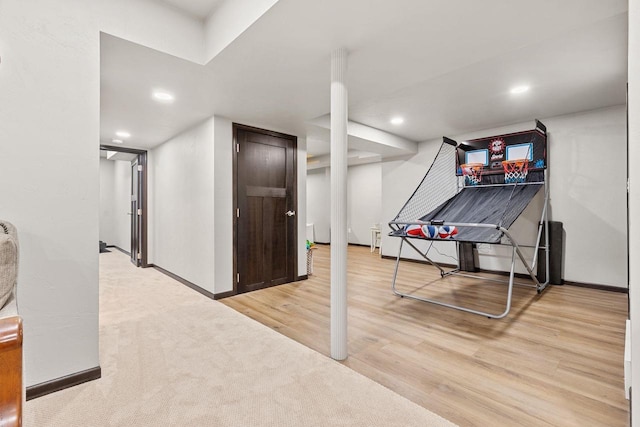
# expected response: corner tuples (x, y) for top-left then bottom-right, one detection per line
(405, 224), (424, 237)
(422, 225), (439, 239)
(438, 226), (458, 239)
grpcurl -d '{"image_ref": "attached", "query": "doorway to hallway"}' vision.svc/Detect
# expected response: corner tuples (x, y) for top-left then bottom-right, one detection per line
(99, 145), (148, 267)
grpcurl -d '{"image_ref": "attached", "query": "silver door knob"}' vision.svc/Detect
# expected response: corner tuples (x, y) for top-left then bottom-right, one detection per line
(285, 210), (296, 217)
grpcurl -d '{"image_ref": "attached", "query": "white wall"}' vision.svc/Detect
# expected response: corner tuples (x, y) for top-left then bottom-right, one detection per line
(382, 106), (627, 288)
(1, 2), (102, 387)
(306, 162), (382, 246)
(213, 116), (234, 293)
(112, 160), (132, 251)
(348, 163), (382, 245)
(297, 138), (308, 277)
(0, 0), (208, 388)
(101, 0), (205, 64)
(545, 107), (626, 287)
(307, 168), (331, 243)
(151, 117), (216, 292)
(0, 0), (307, 388)
(100, 159), (116, 246)
(204, 0), (279, 62)
(628, 0), (639, 418)
(99, 158), (131, 251)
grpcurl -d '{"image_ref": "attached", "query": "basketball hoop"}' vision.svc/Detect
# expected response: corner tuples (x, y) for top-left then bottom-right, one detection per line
(502, 159), (529, 183)
(461, 163), (484, 186)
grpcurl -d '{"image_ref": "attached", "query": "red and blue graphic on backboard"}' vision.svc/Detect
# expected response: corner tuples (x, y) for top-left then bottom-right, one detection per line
(455, 123), (546, 176)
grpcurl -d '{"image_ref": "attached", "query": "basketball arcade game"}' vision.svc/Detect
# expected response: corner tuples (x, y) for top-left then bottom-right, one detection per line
(388, 120), (549, 319)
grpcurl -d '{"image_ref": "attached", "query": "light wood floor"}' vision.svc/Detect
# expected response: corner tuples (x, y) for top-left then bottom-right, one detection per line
(221, 245), (629, 427)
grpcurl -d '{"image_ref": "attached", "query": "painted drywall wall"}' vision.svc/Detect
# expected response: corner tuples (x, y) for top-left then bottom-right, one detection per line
(101, 0), (205, 64)
(544, 106), (627, 287)
(147, 150), (156, 265)
(0, 0), (311, 387)
(112, 160), (132, 251)
(213, 116), (234, 294)
(347, 163), (382, 246)
(382, 105), (627, 288)
(297, 138), (308, 277)
(100, 159), (116, 246)
(204, 0), (279, 62)
(99, 159), (131, 251)
(307, 168), (331, 243)
(151, 117), (216, 292)
(628, 0), (639, 417)
(306, 163), (382, 246)
(0, 0), (208, 388)
(0, 2), (103, 388)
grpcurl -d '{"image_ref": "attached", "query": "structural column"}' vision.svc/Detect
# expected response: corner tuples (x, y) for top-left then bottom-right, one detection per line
(330, 47), (348, 360)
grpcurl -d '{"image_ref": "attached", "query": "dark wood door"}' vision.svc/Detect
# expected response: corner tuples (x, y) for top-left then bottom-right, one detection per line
(236, 125), (297, 293)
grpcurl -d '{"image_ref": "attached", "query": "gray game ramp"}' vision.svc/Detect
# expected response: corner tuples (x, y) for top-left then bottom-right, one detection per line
(419, 183), (543, 243)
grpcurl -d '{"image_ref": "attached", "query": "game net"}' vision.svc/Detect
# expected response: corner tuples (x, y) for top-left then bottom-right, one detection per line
(502, 159), (529, 183)
(461, 163), (484, 186)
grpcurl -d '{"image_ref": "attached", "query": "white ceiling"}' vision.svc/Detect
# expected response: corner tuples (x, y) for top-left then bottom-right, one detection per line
(152, 0), (224, 20)
(101, 0), (628, 159)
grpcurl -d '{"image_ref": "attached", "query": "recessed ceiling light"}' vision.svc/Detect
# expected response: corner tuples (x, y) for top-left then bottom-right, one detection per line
(152, 90), (175, 102)
(115, 131), (130, 138)
(390, 117), (404, 125)
(510, 85), (530, 94)
(112, 139), (123, 144)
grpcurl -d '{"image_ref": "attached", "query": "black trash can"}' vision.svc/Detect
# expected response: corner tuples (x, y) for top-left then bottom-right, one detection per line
(537, 221), (563, 285)
(458, 242), (478, 272)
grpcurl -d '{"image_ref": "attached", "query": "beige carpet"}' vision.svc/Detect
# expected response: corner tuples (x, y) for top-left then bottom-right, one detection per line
(25, 250), (456, 426)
